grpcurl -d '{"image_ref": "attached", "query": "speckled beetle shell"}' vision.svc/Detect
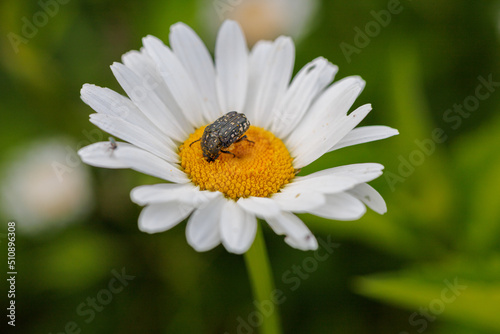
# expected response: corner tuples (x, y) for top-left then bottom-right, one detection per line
(199, 111), (250, 162)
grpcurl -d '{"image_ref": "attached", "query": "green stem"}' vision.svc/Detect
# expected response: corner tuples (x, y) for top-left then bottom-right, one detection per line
(243, 223), (282, 334)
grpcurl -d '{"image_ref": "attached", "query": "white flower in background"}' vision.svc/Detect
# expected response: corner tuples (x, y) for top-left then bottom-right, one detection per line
(203, 0), (320, 45)
(1, 139), (93, 235)
(78, 20), (398, 254)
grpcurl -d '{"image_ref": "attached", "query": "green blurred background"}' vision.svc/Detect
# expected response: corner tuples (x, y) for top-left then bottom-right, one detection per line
(1, 0), (500, 333)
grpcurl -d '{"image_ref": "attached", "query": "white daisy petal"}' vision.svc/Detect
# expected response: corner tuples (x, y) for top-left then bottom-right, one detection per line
(138, 202), (193, 233)
(142, 35), (206, 128)
(291, 103), (373, 168)
(81, 84), (166, 139)
(220, 200), (257, 254)
(347, 183), (387, 214)
(89, 113), (178, 163)
(284, 236), (317, 251)
(131, 183), (192, 205)
(111, 144), (188, 183)
(307, 192), (366, 221)
(170, 22), (221, 121)
(130, 183), (218, 206)
(300, 162), (382, 183)
(186, 196), (225, 252)
(78, 142), (189, 183)
(245, 36), (295, 128)
(288, 76), (365, 136)
(244, 40), (272, 122)
(110, 62), (189, 141)
(329, 126), (399, 152)
(286, 175), (359, 194)
(237, 196), (281, 218)
(215, 20), (249, 112)
(249, 41), (273, 70)
(78, 141), (130, 168)
(286, 76), (365, 154)
(265, 212), (317, 251)
(121, 50), (164, 90)
(305, 163), (385, 180)
(288, 163), (384, 194)
(271, 57), (338, 138)
(271, 187), (325, 212)
(121, 50), (192, 132)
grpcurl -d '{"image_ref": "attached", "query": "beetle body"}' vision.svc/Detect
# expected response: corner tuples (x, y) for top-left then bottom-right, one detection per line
(191, 111), (251, 162)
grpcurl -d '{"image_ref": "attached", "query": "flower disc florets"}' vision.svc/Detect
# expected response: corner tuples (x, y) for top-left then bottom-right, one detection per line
(180, 125), (295, 200)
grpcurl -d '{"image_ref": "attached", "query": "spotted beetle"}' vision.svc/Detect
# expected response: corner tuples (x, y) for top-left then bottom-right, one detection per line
(190, 111), (253, 162)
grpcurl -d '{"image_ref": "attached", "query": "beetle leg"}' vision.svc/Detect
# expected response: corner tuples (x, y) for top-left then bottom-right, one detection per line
(189, 138), (201, 147)
(235, 135), (254, 144)
(220, 150), (236, 158)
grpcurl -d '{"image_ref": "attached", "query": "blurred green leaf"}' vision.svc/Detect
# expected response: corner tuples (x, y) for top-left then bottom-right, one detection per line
(452, 114), (500, 254)
(306, 212), (426, 259)
(31, 228), (121, 291)
(386, 39), (455, 233)
(354, 258), (500, 332)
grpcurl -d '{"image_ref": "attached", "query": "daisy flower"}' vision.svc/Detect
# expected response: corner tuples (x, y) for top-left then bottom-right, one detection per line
(2, 138), (93, 235)
(78, 20), (398, 254)
(204, 0), (320, 46)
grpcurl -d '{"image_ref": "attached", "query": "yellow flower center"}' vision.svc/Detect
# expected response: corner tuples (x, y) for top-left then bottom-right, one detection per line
(179, 125), (296, 200)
